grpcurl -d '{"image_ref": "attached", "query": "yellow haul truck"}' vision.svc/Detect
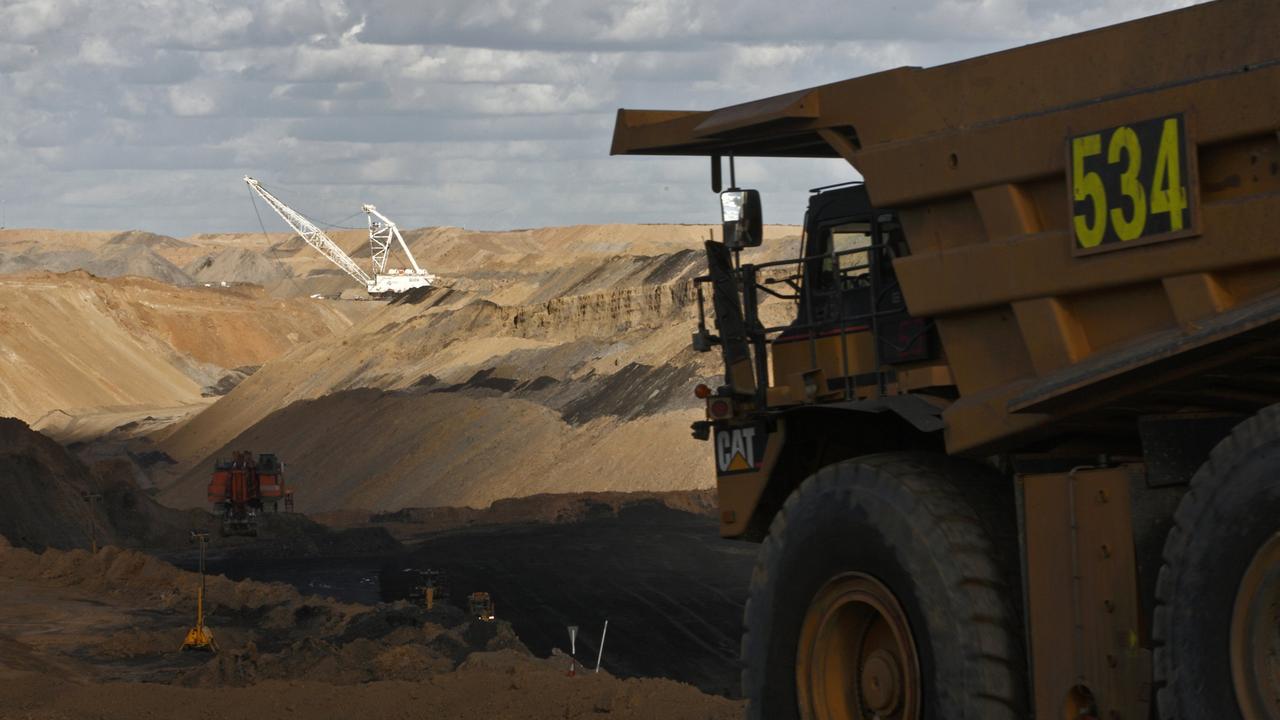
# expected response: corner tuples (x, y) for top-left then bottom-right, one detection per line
(611, 2), (1279, 719)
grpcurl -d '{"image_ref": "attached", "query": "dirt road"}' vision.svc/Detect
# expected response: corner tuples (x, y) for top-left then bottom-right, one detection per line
(1, 658), (742, 720)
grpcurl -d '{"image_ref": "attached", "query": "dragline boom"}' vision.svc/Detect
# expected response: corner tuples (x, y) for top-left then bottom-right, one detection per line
(243, 176), (372, 288)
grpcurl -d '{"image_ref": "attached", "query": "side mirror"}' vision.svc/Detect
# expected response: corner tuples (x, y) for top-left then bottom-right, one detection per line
(691, 328), (716, 352)
(720, 189), (763, 249)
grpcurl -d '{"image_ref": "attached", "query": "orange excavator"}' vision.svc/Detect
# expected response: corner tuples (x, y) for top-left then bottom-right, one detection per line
(207, 452), (289, 536)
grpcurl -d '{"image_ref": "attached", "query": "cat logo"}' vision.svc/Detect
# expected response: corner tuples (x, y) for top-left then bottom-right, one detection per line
(715, 426), (764, 476)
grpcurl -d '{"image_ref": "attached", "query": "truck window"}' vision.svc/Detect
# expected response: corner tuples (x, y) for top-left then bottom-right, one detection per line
(803, 222), (874, 324)
(830, 223), (871, 281)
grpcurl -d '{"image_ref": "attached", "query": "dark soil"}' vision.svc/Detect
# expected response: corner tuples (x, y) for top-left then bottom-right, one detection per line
(559, 361), (702, 425)
(203, 502), (755, 697)
(0, 418), (202, 551)
(402, 502), (754, 696)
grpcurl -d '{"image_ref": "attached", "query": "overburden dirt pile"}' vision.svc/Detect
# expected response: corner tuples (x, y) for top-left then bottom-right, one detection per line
(0, 229), (194, 285)
(0, 536), (484, 681)
(0, 537), (741, 719)
(0, 271), (357, 437)
(0, 536), (520, 681)
(183, 246), (293, 287)
(0, 538), (509, 687)
(0, 417), (205, 551)
(0, 419), (400, 556)
(315, 489), (717, 537)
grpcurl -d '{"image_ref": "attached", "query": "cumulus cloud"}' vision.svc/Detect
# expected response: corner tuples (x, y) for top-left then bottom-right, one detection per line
(0, 0), (1203, 235)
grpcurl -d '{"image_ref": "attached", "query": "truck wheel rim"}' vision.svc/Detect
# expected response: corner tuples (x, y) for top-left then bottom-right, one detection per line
(1232, 531), (1280, 720)
(796, 572), (920, 720)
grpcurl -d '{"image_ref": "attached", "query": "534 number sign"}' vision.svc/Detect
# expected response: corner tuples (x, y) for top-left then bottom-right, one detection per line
(1068, 114), (1198, 254)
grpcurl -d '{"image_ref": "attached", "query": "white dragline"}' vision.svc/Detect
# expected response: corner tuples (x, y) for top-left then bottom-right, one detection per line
(244, 176), (435, 294)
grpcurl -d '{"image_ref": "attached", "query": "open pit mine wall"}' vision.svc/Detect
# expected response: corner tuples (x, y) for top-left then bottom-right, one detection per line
(465, 260), (788, 347)
(158, 267), (739, 513)
(504, 277), (700, 338)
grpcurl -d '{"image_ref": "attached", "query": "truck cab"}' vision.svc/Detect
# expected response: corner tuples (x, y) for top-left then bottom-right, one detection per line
(768, 183), (938, 404)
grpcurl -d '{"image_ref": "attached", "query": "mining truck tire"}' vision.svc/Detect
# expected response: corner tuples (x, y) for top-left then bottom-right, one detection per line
(1154, 405), (1280, 720)
(741, 453), (1025, 720)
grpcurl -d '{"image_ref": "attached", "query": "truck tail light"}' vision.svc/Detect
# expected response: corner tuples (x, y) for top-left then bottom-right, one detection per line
(708, 399), (732, 419)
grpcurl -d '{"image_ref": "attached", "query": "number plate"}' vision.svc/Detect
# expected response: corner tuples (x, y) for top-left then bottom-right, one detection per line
(1068, 114), (1199, 254)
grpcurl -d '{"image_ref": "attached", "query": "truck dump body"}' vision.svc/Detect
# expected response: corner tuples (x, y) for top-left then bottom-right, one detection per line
(612, 0), (1280, 455)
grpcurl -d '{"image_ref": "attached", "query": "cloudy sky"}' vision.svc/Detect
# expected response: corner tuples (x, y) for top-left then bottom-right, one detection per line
(1, 0), (1200, 237)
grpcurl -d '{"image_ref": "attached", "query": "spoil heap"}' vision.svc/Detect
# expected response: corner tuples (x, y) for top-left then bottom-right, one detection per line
(0, 271), (356, 436)
(0, 230), (193, 285)
(0, 417), (213, 551)
(184, 247), (293, 287)
(0, 420), (398, 555)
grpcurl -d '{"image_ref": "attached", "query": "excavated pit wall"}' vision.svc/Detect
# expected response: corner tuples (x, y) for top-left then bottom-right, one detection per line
(154, 247), (759, 511)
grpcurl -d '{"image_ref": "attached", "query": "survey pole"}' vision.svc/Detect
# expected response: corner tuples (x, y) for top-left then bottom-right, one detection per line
(82, 492), (102, 553)
(595, 619), (608, 673)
